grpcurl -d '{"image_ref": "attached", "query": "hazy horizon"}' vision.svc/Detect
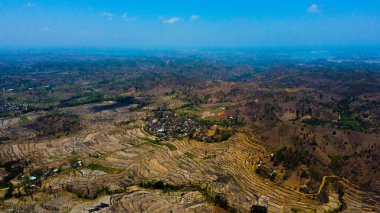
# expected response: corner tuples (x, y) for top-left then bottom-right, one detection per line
(1, 1), (380, 49)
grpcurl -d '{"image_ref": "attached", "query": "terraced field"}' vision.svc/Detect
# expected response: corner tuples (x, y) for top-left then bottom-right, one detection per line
(0, 113), (378, 212)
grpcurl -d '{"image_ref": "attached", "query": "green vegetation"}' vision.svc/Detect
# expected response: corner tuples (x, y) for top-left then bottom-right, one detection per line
(256, 167), (277, 181)
(0, 160), (27, 199)
(332, 98), (375, 132)
(337, 185), (347, 211)
(298, 97), (377, 133)
(213, 128), (233, 142)
(141, 137), (177, 151)
(300, 171), (309, 179)
(139, 180), (182, 193)
(59, 93), (105, 107)
(213, 194), (229, 210)
(19, 115), (28, 123)
(290, 207), (302, 213)
(329, 155), (343, 171)
(337, 116), (366, 132)
(272, 147), (310, 170)
(141, 137), (160, 145)
(250, 205), (268, 213)
(116, 96), (136, 104)
(177, 110), (199, 120)
(138, 180), (237, 212)
(119, 120), (134, 126)
(0, 136), (10, 142)
(87, 163), (123, 174)
(162, 143), (177, 151)
(184, 152), (194, 159)
(34, 112), (81, 137)
(302, 118), (328, 126)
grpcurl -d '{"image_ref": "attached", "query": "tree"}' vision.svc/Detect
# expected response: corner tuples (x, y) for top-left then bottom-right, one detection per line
(250, 205), (268, 213)
(214, 194), (228, 209)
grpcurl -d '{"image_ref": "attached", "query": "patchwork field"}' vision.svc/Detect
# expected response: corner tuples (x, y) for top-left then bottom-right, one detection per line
(1, 52), (379, 212)
(0, 102), (378, 212)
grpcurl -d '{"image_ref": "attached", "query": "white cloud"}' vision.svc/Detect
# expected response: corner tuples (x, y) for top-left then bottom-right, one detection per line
(163, 17), (182, 24)
(190, 15), (200, 21)
(101, 12), (114, 21)
(121, 13), (132, 22)
(307, 4), (319, 13)
(24, 2), (36, 8)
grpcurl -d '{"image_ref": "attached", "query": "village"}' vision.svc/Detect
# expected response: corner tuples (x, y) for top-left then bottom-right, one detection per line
(0, 158), (86, 199)
(0, 103), (29, 115)
(146, 111), (235, 143)
(146, 111), (199, 140)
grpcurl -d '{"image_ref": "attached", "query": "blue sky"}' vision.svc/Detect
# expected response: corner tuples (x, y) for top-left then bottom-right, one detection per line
(1, 0), (380, 49)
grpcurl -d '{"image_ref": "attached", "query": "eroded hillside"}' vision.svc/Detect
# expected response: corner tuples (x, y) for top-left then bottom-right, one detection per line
(0, 53), (379, 212)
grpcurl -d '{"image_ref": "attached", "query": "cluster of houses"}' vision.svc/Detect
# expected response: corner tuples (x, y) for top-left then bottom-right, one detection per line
(42, 168), (59, 179)
(28, 167), (60, 182)
(147, 111), (235, 142)
(299, 184), (312, 193)
(0, 103), (28, 114)
(89, 151), (102, 158)
(12, 167), (60, 193)
(256, 157), (277, 181)
(147, 111), (199, 140)
(71, 160), (84, 169)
